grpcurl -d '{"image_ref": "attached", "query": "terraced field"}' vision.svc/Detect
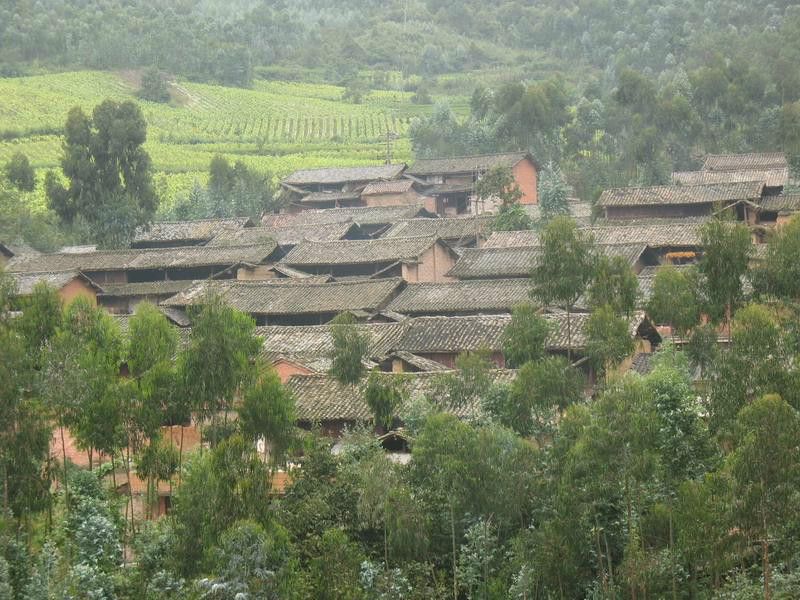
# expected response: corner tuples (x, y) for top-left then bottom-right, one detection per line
(0, 71), (467, 210)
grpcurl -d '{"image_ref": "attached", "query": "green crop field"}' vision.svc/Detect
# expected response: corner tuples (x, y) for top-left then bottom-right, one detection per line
(0, 71), (467, 211)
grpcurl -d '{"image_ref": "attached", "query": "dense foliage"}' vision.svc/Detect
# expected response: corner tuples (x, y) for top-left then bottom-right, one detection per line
(2, 216), (800, 597)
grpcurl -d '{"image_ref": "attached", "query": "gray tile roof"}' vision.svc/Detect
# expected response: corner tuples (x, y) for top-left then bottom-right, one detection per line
(262, 204), (434, 228)
(408, 152), (532, 176)
(702, 152), (787, 171)
(485, 223), (703, 249)
(296, 191), (361, 204)
(757, 195), (800, 213)
(133, 218), (251, 244)
(6, 243), (279, 274)
(98, 280), (197, 298)
(598, 182), (764, 208)
(161, 277), (404, 316)
(383, 351), (451, 371)
(281, 236), (441, 266)
(672, 168), (788, 188)
(447, 244), (646, 279)
(10, 270), (100, 296)
(388, 279), (531, 315)
(208, 222), (356, 247)
(286, 369), (517, 422)
(282, 164), (406, 186)
(381, 216), (491, 242)
(543, 310), (651, 350)
(257, 322), (406, 363)
(391, 314), (511, 353)
(362, 180), (416, 195)
(523, 201), (593, 225)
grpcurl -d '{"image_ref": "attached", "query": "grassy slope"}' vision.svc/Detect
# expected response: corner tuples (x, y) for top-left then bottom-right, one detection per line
(0, 71), (467, 210)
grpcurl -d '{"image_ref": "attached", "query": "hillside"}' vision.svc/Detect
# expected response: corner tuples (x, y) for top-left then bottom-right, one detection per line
(0, 71), (467, 210)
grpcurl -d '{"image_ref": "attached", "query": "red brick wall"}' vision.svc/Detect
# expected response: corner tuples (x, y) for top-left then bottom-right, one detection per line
(513, 158), (538, 205)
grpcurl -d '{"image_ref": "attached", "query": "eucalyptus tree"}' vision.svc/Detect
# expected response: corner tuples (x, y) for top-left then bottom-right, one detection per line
(530, 216), (595, 360)
(181, 294), (260, 446)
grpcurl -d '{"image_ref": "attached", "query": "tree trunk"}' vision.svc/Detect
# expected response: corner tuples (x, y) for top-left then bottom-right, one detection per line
(178, 426), (185, 484)
(762, 485), (771, 600)
(451, 501), (458, 600)
(59, 423), (69, 508)
(566, 308), (572, 363)
(670, 510), (677, 600)
(125, 444), (136, 537)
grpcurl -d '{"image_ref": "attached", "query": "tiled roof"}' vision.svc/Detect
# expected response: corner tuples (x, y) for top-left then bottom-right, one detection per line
(161, 278), (404, 316)
(286, 369), (517, 422)
(296, 191), (361, 204)
(672, 168), (788, 188)
(133, 218), (251, 244)
(257, 322), (406, 363)
(281, 236), (441, 266)
(447, 244), (646, 279)
(362, 179), (415, 195)
(10, 270), (100, 295)
(391, 314), (511, 353)
(208, 222), (356, 247)
(702, 152), (787, 171)
(408, 152), (532, 176)
(383, 351), (451, 371)
(381, 216), (491, 242)
(388, 279), (530, 315)
(544, 310), (651, 350)
(282, 164), (406, 186)
(485, 223), (702, 249)
(98, 280), (196, 298)
(262, 204), (434, 228)
(6, 243), (279, 274)
(523, 201), (593, 225)
(757, 195), (800, 213)
(482, 230), (540, 248)
(598, 182), (764, 207)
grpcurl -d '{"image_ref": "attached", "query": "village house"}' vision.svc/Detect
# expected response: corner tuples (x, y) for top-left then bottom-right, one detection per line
(280, 164), (407, 211)
(9, 270), (103, 306)
(446, 243), (653, 280)
(406, 152), (539, 215)
(484, 223), (704, 265)
(132, 217), (254, 248)
(161, 277), (405, 325)
(97, 280), (197, 314)
(597, 182), (765, 221)
(285, 369), (518, 437)
(262, 203), (437, 236)
(256, 322), (407, 382)
(279, 236), (458, 282)
(360, 179), (433, 211)
(387, 278), (531, 317)
(753, 195), (800, 228)
(379, 215), (492, 248)
(5, 242), (283, 284)
(207, 221), (362, 249)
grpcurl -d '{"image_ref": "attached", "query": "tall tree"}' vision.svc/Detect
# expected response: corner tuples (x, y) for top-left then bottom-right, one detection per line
(45, 100), (158, 248)
(698, 219), (752, 329)
(646, 266), (700, 340)
(501, 303), (550, 368)
(588, 255), (639, 316)
(181, 295), (260, 446)
(729, 395), (800, 600)
(238, 365), (296, 463)
(530, 216), (595, 360)
(752, 215), (800, 300)
(537, 162), (569, 223)
(363, 370), (407, 432)
(328, 314), (369, 386)
(3, 152), (35, 192)
(585, 305), (636, 380)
